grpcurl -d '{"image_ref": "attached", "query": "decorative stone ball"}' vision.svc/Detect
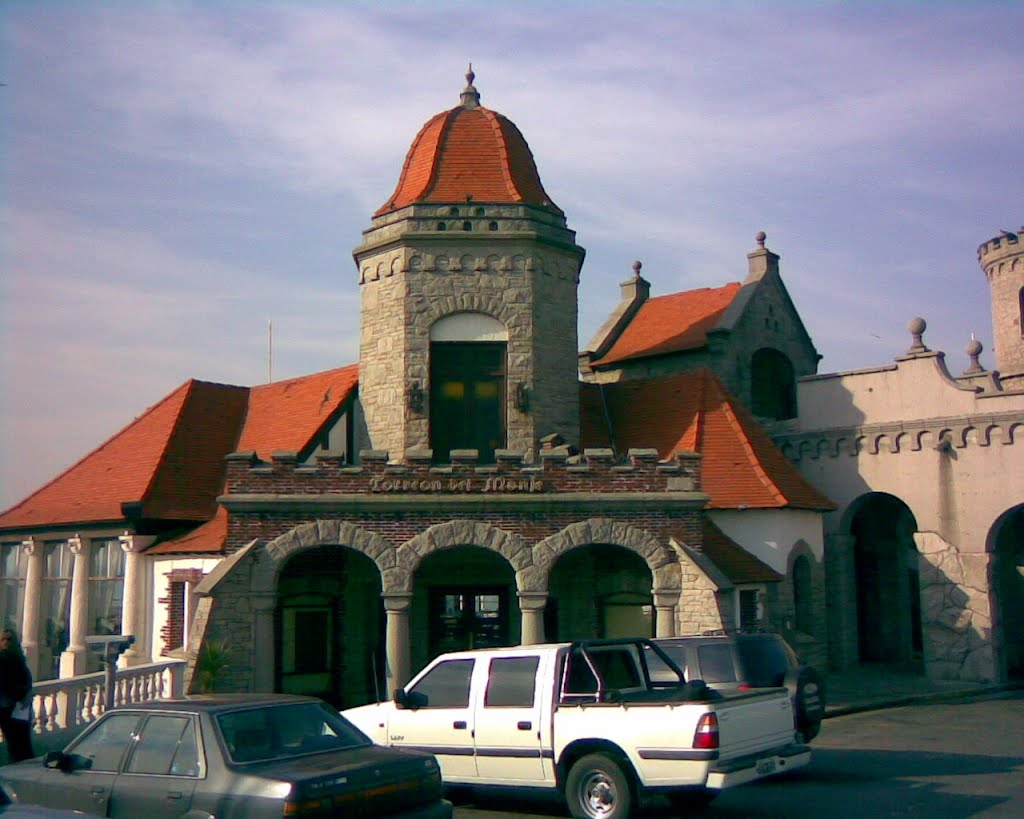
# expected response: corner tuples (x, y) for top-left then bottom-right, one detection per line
(755, 231), (767, 245)
(908, 317), (926, 336)
(965, 338), (983, 357)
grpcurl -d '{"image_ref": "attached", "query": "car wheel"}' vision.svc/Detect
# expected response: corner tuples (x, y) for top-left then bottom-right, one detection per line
(565, 753), (633, 819)
(785, 666), (825, 742)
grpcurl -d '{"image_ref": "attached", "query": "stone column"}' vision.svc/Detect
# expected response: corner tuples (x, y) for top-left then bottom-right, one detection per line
(653, 592), (679, 638)
(118, 532), (155, 666)
(20, 538), (44, 679)
(825, 534), (857, 671)
(251, 595), (277, 693)
(59, 535), (91, 677)
(518, 593), (548, 645)
(383, 593), (412, 697)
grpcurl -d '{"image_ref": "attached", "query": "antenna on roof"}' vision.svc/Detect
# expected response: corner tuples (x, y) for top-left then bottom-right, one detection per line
(268, 319), (273, 384)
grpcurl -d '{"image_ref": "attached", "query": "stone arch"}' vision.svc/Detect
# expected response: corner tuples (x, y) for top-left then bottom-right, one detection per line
(987, 503), (1024, 680)
(531, 519), (681, 594)
(256, 520), (395, 594)
(387, 520), (530, 595)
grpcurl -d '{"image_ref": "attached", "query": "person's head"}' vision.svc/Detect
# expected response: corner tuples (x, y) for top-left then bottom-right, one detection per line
(0, 629), (22, 656)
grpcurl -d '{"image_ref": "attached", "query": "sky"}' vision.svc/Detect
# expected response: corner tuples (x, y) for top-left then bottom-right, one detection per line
(1, 1), (1022, 511)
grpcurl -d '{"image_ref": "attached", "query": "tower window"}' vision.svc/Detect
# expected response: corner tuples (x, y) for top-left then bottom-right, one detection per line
(449, 207), (460, 216)
(474, 207), (485, 216)
(462, 221), (473, 231)
(489, 221), (499, 231)
(751, 348), (797, 420)
(430, 342), (506, 464)
(437, 222), (447, 231)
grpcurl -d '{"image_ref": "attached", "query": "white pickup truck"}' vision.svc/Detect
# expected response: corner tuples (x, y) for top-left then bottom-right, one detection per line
(344, 638), (810, 818)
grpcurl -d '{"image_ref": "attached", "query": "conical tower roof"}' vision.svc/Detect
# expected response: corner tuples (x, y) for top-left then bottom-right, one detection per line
(375, 67), (561, 216)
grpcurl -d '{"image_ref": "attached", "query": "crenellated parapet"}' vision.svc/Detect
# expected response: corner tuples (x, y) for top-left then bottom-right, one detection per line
(978, 225), (1024, 380)
(223, 447), (703, 496)
(775, 413), (1024, 462)
(977, 227), (1023, 279)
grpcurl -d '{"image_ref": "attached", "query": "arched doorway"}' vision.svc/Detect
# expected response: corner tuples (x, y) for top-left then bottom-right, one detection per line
(410, 546), (518, 675)
(990, 504), (1024, 680)
(275, 546), (384, 708)
(547, 545), (653, 641)
(850, 493), (923, 667)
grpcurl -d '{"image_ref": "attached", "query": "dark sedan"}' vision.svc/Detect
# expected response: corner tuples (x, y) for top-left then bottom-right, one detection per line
(0, 694), (452, 819)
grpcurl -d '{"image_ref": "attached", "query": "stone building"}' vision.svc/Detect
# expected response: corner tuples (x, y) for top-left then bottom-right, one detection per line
(2, 72), (1015, 705)
(0, 72), (833, 705)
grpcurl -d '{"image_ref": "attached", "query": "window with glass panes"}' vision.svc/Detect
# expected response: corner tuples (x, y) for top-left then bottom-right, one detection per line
(88, 538), (125, 636)
(42, 541), (74, 678)
(0, 543), (26, 634)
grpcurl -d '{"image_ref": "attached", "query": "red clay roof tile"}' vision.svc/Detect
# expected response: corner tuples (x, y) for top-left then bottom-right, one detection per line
(580, 370), (834, 511)
(375, 105), (559, 216)
(592, 283), (741, 367)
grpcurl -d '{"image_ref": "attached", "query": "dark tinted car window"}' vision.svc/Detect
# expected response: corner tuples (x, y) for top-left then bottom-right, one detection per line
(696, 644), (737, 683)
(217, 702), (369, 764)
(485, 656), (538, 707)
(736, 637), (792, 687)
(409, 659), (475, 708)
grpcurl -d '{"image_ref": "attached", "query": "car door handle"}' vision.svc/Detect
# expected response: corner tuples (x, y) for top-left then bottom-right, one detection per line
(166, 791), (183, 800)
(517, 721), (532, 730)
(453, 721), (467, 729)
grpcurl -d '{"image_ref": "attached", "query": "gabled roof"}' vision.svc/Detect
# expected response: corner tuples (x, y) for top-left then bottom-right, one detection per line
(591, 282), (741, 367)
(375, 87), (559, 216)
(0, 366), (360, 537)
(580, 369), (834, 511)
(237, 365), (359, 460)
(0, 380), (248, 530)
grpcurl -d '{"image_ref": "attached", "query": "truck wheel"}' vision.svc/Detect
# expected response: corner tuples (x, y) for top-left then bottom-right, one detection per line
(784, 666), (825, 742)
(565, 753), (633, 819)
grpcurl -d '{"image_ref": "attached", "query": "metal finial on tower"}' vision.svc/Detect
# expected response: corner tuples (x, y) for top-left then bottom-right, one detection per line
(461, 62), (480, 108)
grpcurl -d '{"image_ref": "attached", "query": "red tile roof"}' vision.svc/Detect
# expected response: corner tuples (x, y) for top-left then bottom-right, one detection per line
(375, 105), (559, 216)
(146, 507), (229, 555)
(237, 365), (359, 460)
(580, 369), (834, 511)
(0, 380), (248, 530)
(0, 366), (360, 546)
(699, 519), (783, 583)
(592, 283), (741, 367)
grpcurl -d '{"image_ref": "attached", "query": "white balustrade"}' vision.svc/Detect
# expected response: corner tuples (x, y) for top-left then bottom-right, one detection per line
(25, 660), (186, 738)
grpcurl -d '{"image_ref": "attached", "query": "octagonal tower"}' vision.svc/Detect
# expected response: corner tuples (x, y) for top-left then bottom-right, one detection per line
(978, 226), (1024, 386)
(354, 69), (585, 460)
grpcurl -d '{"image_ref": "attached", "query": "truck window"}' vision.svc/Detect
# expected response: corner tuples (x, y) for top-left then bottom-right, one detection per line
(408, 659), (475, 707)
(696, 644), (737, 683)
(484, 656), (539, 707)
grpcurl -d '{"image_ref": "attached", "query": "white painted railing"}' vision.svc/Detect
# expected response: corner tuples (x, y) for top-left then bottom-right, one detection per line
(27, 660), (186, 738)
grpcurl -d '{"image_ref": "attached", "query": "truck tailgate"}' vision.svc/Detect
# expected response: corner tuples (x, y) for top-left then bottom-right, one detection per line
(715, 688), (796, 759)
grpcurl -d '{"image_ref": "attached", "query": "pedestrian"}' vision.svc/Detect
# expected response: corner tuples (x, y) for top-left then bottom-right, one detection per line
(0, 629), (34, 763)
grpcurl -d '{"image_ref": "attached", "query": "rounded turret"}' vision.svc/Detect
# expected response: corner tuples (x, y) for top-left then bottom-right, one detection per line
(978, 226), (1024, 381)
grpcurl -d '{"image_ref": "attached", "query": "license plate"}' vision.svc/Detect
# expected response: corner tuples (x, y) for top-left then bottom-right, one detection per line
(756, 757), (777, 776)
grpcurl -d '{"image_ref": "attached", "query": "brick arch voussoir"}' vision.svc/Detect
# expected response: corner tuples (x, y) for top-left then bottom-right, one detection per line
(256, 520), (393, 594)
(533, 518), (679, 593)
(388, 520), (530, 596)
(423, 294), (513, 330)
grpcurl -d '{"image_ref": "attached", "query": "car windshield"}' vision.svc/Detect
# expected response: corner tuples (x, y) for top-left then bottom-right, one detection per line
(216, 701), (370, 763)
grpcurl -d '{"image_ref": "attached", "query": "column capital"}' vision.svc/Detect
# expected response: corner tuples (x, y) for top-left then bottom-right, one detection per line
(20, 536), (38, 556)
(383, 593), (413, 613)
(652, 590), (681, 609)
(119, 531), (156, 554)
(516, 592), (548, 612)
(250, 594), (277, 613)
(68, 534), (88, 555)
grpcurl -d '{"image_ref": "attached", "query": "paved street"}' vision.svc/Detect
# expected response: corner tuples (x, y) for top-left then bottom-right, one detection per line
(453, 690), (1024, 818)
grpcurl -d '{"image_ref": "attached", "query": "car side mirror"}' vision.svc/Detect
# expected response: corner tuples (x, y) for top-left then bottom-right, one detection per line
(393, 688), (427, 710)
(44, 751), (90, 773)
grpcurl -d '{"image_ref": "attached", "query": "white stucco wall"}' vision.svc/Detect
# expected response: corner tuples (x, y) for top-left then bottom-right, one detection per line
(708, 508), (825, 573)
(150, 557), (222, 660)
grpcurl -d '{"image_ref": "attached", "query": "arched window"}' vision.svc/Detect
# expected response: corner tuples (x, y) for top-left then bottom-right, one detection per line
(751, 348), (797, 420)
(429, 314), (508, 464)
(792, 555), (812, 633)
